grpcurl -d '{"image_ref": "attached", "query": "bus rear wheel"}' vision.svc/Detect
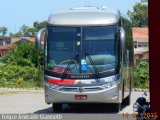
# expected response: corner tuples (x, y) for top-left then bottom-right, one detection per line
(52, 103), (62, 113)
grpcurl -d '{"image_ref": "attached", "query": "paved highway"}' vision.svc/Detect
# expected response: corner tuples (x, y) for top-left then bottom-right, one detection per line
(0, 89), (149, 120)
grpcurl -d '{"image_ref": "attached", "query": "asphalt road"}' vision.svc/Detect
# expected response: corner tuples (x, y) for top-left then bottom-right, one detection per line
(0, 89), (149, 120)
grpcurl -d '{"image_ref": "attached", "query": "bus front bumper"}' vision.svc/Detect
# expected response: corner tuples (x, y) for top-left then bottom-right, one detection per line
(44, 84), (121, 104)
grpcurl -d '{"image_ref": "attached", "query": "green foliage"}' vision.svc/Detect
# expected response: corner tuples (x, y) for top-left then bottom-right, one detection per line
(134, 61), (149, 89)
(27, 27), (37, 36)
(0, 63), (43, 88)
(0, 26), (8, 36)
(1, 42), (44, 67)
(10, 31), (22, 37)
(0, 43), (44, 88)
(20, 24), (29, 35)
(10, 21), (47, 37)
(127, 2), (148, 27)
(20, 24), (37, 37)
(33, 21), (47, 30)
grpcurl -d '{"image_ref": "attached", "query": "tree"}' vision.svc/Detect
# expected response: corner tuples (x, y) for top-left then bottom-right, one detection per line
(7, 21), (46, 37)
(1, 42), (44, 67)
(27, 27), (37, 37)
(127, 2), (148, 27)
(9, 32), (13, 37)
(33, 21), (47, 30)
(0, 26), (8, 36)
(18, 24), (36, 37)
(11, 31), (23, 37)
(20, 24), (29, 36)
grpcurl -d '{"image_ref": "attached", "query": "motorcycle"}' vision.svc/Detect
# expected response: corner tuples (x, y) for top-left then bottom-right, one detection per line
(133, 91), (151, 120)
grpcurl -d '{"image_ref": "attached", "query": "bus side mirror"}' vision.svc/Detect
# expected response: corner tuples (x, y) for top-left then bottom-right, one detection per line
(36, 28), (46, 49)
(120, 27), (126, 51)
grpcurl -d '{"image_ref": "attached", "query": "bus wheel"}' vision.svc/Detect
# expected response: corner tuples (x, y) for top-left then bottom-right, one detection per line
(113, 103), (121, 112)
(52, 103), (62, 113)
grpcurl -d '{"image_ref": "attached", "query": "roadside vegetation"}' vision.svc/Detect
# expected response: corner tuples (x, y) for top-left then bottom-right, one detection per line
(127, 2), (148, 27)
(0, 42), (44, 88)
(133, 61), (149, 89)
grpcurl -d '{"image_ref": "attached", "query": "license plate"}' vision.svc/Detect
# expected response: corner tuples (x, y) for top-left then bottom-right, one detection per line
(75, 95), (87, 100)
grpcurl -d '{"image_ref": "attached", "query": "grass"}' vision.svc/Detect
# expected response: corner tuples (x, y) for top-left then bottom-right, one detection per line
(0, 91), (19, 95)
(0, 80), (44, 88)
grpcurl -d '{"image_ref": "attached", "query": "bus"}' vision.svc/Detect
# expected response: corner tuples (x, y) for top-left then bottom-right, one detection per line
(36, 6), (134, 112)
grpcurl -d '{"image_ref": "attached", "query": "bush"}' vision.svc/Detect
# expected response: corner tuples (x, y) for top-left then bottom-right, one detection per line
(0, 42), (44, 88)
(134, 61), (149, 89)
(1, 42), (44, 67)
(0, 63), (43, 88)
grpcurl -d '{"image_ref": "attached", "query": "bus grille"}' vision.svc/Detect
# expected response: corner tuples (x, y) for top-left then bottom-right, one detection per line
(59, 86), (104, 92)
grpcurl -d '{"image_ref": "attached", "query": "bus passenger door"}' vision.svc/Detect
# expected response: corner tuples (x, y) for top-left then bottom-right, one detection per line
(122, 49), (130, 99)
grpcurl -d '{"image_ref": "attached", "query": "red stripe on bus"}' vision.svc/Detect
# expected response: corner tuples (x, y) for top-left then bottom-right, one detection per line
(48, 79), (75, 85)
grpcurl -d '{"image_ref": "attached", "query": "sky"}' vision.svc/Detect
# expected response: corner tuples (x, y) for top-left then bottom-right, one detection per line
(0, 0), (140, 34)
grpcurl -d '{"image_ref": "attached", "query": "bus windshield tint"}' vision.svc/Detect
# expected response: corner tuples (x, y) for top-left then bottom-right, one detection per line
(46, 26), (118, 75)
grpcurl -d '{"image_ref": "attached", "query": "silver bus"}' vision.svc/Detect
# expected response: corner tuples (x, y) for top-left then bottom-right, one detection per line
(36, 6), (133, 112)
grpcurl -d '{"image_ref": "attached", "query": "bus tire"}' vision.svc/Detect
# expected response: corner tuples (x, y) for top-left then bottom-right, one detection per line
(113, 103), (121, 112)
(52, 103), (62, 113)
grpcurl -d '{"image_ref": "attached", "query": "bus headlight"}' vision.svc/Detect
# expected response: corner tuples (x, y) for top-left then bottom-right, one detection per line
(101, 81), (117, 88)
(46, 83), (63, 90)
(101, 75), (119, 88)
(51, 84), (62, 90)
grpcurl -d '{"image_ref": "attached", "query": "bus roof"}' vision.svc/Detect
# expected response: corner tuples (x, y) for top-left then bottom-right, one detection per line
(47, 7), (120, 26)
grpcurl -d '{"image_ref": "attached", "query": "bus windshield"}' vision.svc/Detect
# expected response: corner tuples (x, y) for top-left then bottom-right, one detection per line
(46, 26), (118, 76)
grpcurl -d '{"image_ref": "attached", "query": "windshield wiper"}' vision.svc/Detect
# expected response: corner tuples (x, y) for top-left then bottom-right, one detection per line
(85, 53), (100, 79)
(61, 53), (79, 79)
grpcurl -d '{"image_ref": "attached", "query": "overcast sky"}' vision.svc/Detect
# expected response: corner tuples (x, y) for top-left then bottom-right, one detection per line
(0, 0), (140, 34)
